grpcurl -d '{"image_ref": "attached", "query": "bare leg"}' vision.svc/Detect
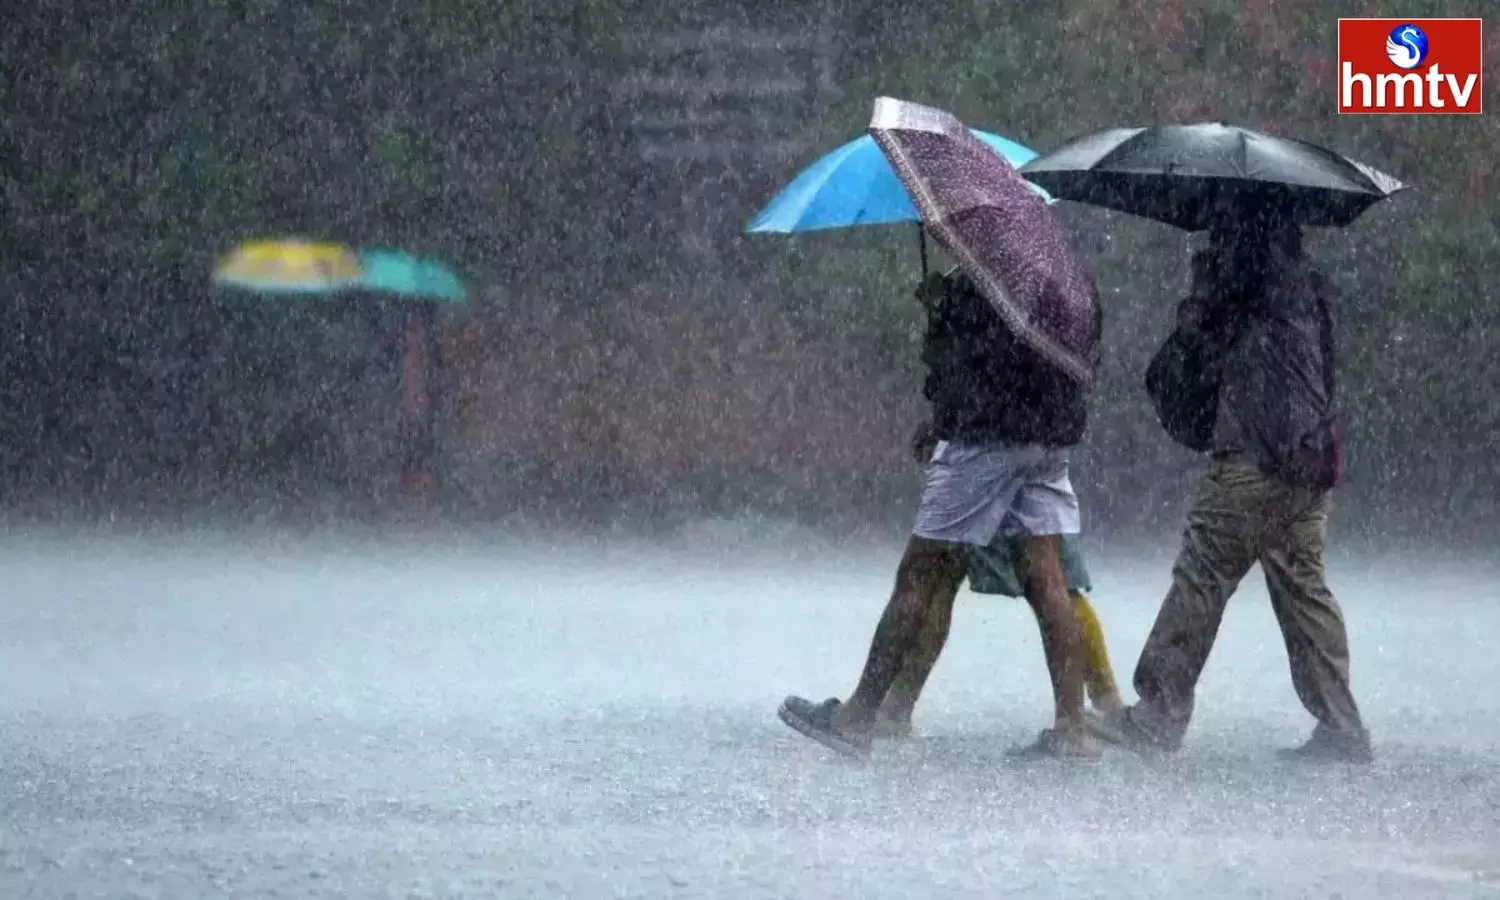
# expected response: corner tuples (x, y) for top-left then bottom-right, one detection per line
(874, 572), (962, 733)
(830, 535), (967, 734)
(1020, 534), (1088, 737)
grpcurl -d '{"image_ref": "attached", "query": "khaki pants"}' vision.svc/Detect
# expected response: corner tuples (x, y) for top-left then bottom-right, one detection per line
(1132, 461), (1365, 747)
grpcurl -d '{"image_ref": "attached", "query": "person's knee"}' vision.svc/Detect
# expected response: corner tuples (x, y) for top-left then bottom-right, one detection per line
(1020, 536), (1067, 593)
(1169, 539), (1248, 598)
(896, 537), (967, 589)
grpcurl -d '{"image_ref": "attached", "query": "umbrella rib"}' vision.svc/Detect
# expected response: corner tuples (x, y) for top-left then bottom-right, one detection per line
(853, 140), (901, 227)
(872, 131), (1091, 386)
(1066, 127), (1147, 171)
(795, 140), (865, 230)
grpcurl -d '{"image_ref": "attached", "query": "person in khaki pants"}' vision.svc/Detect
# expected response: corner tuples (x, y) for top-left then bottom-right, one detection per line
(1093, 204), (1371, 764)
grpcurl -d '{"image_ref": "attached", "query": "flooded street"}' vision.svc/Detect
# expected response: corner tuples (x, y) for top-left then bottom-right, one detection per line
(2, 531), (1497, 898)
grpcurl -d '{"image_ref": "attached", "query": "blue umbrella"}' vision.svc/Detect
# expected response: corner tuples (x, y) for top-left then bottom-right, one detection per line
(746, 130), (1050, 235)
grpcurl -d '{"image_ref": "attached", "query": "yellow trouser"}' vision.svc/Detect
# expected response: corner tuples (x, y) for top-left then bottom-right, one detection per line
(1071, 591), (1120, 703)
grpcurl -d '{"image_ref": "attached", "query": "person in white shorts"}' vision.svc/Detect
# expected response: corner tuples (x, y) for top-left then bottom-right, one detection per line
(778, 267), (1100, 761)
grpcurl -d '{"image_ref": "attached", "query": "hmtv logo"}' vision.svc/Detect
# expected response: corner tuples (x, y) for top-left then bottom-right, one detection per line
(1338, 18), (1484, 114)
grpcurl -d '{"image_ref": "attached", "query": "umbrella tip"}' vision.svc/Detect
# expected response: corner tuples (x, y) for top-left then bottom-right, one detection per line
(869, 96), (959, 135)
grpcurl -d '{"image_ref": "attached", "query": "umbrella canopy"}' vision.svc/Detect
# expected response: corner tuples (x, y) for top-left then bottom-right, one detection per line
(746, 130), (1049, 234)
(212, 240), (364, 294)
(357, 250), (467, 303)
(869, 97), (1101, 386)
(1019, 123), (1405, 230)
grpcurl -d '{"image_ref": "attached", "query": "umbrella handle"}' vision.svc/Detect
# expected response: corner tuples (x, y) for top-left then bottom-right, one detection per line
(916, 224), (928, 278)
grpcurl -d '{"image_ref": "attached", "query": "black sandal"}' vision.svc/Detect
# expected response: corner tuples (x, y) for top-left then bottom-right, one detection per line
(777, 695), (872, 758)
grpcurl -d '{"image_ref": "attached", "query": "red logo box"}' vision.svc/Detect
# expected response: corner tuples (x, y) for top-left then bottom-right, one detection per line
(1338, 18), (1483, 114)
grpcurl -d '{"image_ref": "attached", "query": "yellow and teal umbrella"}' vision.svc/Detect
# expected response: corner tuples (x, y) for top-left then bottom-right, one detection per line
(209, 240), (466, 509)
(211, 239), (365, 294)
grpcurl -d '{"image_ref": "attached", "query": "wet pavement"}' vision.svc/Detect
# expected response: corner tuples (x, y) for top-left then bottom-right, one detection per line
(2, 531), (1497, 898)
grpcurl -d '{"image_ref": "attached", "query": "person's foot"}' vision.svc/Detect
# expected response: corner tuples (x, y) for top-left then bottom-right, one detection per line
(1081, 708), (1111, 733)
(1086, 706), (1180, 755)
(777, 696), (872, 758)
(1090, 694), (1126, 717)
(1278, 726), (1373, 765)
(1005, 726), (1102, 763)
(871, 716), (916, 740)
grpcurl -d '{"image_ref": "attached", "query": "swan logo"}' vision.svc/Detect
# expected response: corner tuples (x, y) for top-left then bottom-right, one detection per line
(1385, 24), (1429, 69)
(1338, 18), (1484, 114)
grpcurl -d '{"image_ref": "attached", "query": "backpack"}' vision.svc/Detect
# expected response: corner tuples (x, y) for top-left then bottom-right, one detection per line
(1144, 324), (1224, 453)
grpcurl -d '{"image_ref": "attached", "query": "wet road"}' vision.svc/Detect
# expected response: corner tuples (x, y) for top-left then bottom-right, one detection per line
(2, 530), (1497, 898)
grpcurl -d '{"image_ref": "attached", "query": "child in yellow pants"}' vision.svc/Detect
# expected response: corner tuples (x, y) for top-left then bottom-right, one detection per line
(875, 532), (1123, 736)
(1073, 591), (1121, 712)
(971, 534), (1122, 713)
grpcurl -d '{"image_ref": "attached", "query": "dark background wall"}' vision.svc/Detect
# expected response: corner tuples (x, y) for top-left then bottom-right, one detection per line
(2, 0), (1496, 544)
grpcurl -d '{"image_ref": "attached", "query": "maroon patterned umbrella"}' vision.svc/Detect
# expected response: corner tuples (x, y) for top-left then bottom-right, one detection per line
(869, 97), (1102, 386)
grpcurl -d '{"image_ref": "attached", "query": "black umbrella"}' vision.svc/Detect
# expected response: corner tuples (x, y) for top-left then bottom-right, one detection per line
(1020, 123), (1405, 230)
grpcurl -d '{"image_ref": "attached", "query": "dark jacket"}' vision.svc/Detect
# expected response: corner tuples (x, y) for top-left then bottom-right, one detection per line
(1146, 246), (1342, 489)
(921, 270), (1086, 447)
(1212, 256), (1342, 489)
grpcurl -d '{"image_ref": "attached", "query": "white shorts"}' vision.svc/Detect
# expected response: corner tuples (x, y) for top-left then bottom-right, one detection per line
(912, 439), (1080, 546)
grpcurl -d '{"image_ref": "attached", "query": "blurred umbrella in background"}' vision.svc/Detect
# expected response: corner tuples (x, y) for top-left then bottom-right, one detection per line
(746, 128), (1049, 275)
(210, 241), (467, 510)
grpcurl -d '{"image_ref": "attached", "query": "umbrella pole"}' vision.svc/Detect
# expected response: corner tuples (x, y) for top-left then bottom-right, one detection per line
(422, 300), (440, 497)
(398, 304), (437, 511)
(917, 224), (928, 277)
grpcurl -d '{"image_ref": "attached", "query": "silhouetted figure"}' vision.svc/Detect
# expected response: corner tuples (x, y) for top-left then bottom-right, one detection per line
(1097, 201), (1371, 764)
(778, 267), (1100, 761)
